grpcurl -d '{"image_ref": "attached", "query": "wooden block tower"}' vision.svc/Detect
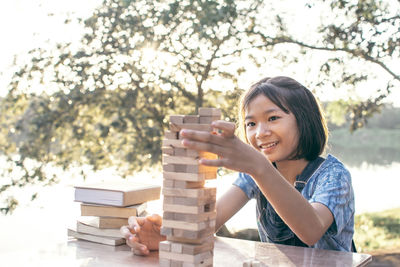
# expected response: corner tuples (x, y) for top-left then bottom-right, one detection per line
(159, 107), (221, 267)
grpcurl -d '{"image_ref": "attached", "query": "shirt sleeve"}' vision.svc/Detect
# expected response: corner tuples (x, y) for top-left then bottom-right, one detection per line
(232, 172), (259, 200)
(308, 165), (354, 236)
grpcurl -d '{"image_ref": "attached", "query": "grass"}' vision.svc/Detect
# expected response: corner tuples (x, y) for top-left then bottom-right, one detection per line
(354, 207), (400, 252)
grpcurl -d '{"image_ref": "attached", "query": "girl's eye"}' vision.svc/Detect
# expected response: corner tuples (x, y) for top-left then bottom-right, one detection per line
(269, 116), (279, 121)
(246, 122), (255, 127)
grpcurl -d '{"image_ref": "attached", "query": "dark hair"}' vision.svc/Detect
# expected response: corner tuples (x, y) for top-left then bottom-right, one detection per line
(239, 76), (328, 161)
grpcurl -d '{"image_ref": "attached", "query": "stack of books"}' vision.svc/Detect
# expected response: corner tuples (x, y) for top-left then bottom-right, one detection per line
(68, 180), (161, 246)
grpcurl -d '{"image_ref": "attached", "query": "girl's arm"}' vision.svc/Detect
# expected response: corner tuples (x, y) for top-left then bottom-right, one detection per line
(252, 162), (333, 245)
(180, 122), (333, 246)
(215, 185), (249, 232)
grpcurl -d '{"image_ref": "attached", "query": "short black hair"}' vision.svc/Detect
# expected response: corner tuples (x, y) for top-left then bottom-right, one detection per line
(239, 76), (328, 161)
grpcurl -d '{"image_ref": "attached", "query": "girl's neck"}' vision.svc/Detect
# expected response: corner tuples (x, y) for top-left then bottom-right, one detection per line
(275, 158), (309, 185)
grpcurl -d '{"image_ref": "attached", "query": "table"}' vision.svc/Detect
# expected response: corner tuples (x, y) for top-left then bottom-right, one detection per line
(1, 236), (371, 266)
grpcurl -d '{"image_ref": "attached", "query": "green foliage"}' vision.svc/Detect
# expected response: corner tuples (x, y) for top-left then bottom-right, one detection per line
(354, 208), (400, 252)
(1, 0), (399, 212)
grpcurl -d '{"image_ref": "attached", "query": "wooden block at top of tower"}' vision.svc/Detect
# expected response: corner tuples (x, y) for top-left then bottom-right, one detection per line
(183, 115), (200, 124)
(169, 115), (185, 124)
(199, 116), (221, 124)
(169, 123), (213, 133)
(198, 107), (221, 117)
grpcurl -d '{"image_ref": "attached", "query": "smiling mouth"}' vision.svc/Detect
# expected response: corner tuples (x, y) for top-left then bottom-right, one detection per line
(259, 142), (278, 149)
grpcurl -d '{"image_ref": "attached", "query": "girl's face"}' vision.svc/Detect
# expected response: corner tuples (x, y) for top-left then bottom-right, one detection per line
(244, 94), (299, 163)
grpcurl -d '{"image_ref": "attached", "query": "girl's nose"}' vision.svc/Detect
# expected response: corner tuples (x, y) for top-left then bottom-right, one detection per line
(256, 123), (271, 138)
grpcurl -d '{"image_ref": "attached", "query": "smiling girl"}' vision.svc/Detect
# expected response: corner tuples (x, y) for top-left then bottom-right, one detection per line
(121, 76), (355, 254)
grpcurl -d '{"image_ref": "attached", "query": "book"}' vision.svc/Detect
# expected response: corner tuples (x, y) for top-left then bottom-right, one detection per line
(78, 216), (128, 229)
(76, 221), (123, 238)
(68, 228), (125, 246)
(80, 202), (147, 218)
(74, 181), (161, 206)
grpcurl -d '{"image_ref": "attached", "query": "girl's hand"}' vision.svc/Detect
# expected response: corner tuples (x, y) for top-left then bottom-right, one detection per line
(120, 214), (166, 256)
(180, 120), (268, 177)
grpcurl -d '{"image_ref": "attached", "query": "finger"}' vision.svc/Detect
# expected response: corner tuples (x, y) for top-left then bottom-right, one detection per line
(132, 247), (150, 256)
(182, 138), (224, 156)
(126, 235), (149, 254)
(199, 158), (225, 167)
(180, 129), (222, 144)
(120, 225), (134, 239)
(211, 121), (236, 138)
(128, 216), (145, 232)
(146, 214), (163, 227)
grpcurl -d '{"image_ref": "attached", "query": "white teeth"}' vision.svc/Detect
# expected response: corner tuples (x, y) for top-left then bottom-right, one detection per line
(260, 142), (277, 149)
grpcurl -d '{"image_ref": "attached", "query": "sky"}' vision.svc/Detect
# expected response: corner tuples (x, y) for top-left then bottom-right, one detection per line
(0, 0), (398, 106)
(0, 0), (101, 96)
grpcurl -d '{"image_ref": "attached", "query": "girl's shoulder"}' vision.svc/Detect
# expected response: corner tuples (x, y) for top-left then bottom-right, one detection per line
(306, 154), (353, 192)
(317, 154), (351, 178)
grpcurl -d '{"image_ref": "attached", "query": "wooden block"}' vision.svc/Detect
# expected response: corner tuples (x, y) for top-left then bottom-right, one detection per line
(171, 242), (183, 253)
(163, 180), (205, 189)
(182, 256), (213, 267)
(163, 171), (216, 182)
(159, 240), (172, 252)
(183, 115), (199, 124)
(159, 249), (213, 264)
(163, 139), (185, 148)
(163, 163), (213, 174)
(163, 211), (217, 223)
(161, 227), (173, 236)
(163, 164), (175, 172)
(182, 242), (214, 255)
(159, 241), (214, 255)
(171, 261), (183, 267)
(243, 259), (252, 267)
(163, 194), (215, 206)
(167, 226), (215, 239)
(199, 116), (220, 124)
(163, 203), (216, 214)
(170, 123), (213, 133)
(198, 108), (221, 117)
(167, 234), (214, 245)
(163, 219), (216, 231)
(162, 146), (175, 156)
(159, 258), (171, 267)
(162, 187), (216, 198)
(165, 130), (179, 140)
(170, 115), (185, 124)
(163, 164), (188, 173)
(186, 164), (218, 174)
(163, 155), (199, 165)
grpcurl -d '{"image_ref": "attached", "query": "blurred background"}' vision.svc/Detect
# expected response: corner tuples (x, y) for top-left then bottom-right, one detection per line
(0, 0), (399, 256)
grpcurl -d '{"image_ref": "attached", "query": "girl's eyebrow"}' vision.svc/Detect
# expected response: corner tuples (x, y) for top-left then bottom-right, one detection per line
(244, 108), (280, 120)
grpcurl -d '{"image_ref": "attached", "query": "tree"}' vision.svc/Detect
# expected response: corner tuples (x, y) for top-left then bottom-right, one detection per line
(0, 0), (398, 213)
(245, 0), (399, 130)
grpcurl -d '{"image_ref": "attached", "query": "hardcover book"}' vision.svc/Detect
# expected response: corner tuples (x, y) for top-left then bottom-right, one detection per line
(68, 228), (125, 246)
(76, 221), (123, 238)
(74, 181), (161, 206)
(80, 202), (147, 218)
(78, 216), (128, 229)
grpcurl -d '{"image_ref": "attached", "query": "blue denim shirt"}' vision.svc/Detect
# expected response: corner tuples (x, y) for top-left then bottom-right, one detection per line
(233, 154), (355, 251)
